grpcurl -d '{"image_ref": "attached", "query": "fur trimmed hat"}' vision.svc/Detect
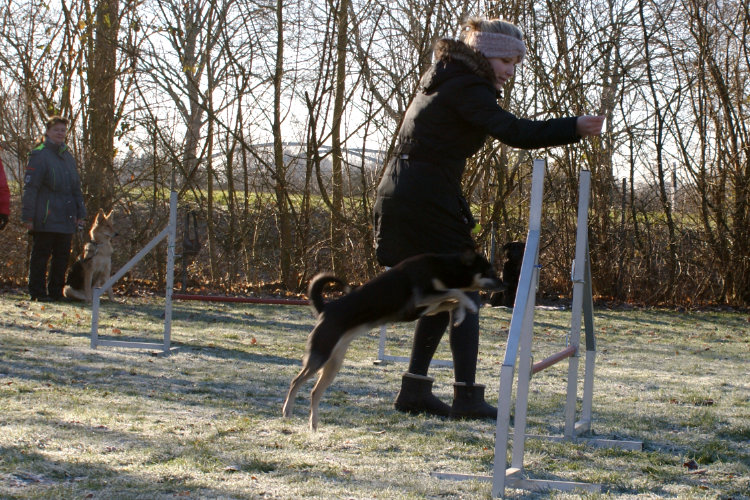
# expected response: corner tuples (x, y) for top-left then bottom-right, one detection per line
(461, 18), (526, 62)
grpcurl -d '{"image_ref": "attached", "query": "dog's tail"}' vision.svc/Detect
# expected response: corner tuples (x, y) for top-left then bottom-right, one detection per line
(308, 273), (349, 314)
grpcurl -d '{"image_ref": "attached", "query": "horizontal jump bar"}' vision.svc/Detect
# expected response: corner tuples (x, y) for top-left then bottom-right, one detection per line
(531, 345), (577, 374)
(173, 294), (308, 306)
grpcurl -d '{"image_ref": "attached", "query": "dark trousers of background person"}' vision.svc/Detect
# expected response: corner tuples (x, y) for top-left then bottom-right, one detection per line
(28, 232), (73, 300)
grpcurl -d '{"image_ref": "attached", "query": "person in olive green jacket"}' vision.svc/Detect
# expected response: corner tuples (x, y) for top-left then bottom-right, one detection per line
(22, 116), (86, 301)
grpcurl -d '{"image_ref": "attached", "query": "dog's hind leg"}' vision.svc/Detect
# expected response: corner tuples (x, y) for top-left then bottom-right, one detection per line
(283, 363), (319, 419)
(308, 330), (359, 431)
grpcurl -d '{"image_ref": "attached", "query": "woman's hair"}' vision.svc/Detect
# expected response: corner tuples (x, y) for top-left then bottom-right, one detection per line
(460, 17), (523, 42)
(45, 115), (69, 130)
(32, 115), (69, 147)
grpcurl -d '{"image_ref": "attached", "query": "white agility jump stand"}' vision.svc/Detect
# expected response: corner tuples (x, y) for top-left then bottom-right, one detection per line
(433, 159), (641, 497)
(90, 189), (177, 354)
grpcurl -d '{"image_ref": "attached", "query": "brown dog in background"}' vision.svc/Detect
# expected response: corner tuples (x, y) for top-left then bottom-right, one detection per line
(63, 209), (117, 302)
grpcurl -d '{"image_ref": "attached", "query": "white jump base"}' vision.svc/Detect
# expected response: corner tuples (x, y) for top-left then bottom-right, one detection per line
(90, 190), (178, 355)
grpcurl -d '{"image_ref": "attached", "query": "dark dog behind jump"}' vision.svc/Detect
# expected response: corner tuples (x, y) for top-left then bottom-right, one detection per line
(490, 241), (524, 308)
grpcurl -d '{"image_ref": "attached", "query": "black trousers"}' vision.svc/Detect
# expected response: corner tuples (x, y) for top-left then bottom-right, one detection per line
(407, 291), (481, 384)
(28, 232), (73, 299)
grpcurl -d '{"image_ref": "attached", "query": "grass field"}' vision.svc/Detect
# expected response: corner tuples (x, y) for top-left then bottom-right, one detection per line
(1, 290), (748, 499)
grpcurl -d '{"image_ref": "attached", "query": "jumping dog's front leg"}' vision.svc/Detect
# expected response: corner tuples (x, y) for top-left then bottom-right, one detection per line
(448, 291), (478, 326)
(419, 289), (478, 326)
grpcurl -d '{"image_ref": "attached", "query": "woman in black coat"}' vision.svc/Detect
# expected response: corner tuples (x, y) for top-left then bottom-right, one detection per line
(373, 17), (604, 419)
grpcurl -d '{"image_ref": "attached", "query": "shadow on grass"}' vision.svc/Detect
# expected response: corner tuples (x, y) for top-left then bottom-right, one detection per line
(595, 307), (749, 331)
(90, 299), (313, 333)
(2, 341), (298, 417)
(0, 443), (270, 498)
(0, 445), (118, 492)
(84, 337), (302, 366)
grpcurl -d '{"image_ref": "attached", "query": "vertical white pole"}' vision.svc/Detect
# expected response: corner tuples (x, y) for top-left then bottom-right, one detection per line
(377, 325), (387, 362)
(564, 170), (591, 438)
(492, 159), (546, 498)
(492, 364), (516, 497)
(375, 265), (394, 364)
(163, 190), (177, 352)
(492, 238), (539, 497)
(90, 292), (101, 348)
(511, 160), (545, 469)
(579, 252), (596, 430)
(511, 255), (539, 469)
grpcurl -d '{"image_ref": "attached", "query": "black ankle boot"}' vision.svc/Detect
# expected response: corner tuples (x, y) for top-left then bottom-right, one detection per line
(450, 382), (497, 420)
(394, 373), (451, 417)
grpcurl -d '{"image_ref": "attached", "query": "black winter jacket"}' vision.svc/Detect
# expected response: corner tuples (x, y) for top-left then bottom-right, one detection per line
(373, 39), (580, 267)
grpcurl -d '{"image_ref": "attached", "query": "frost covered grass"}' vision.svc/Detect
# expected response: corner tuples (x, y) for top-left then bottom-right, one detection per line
(1, 290), (748, 499)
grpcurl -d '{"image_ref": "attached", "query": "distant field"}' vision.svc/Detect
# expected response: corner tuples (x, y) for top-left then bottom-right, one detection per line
(1, 290), (748, 499)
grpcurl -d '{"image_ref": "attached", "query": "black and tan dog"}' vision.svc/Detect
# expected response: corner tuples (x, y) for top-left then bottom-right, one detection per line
(63, 209), (118, 302)
(282, 250), (504, 430)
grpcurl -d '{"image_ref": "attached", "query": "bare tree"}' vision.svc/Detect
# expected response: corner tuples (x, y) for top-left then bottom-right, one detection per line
(638, 0), (679, 300)
(675, 0), (750, 303)
(83, 0), (120, 214)
(329, 0), (349, 274)
(270, 0), (298, 289)
(2, 0), (749, 306)
(0, 0), (85, 169)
